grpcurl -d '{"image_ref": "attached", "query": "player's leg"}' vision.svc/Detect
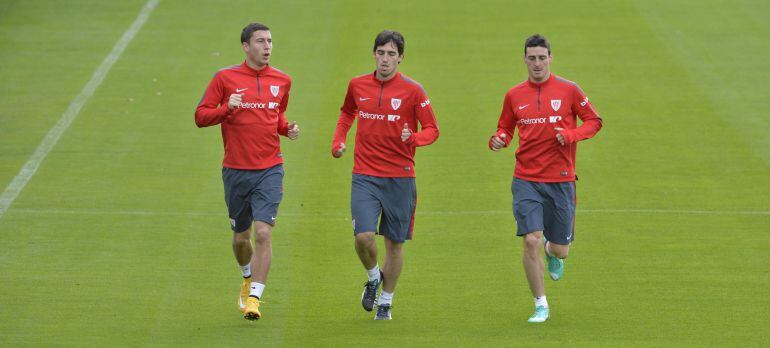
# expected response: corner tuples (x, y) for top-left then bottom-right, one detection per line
(251, 221), (273, 286)
(233, 229), (253, 269)
(374, 177), (415, 321)
(522, 231), (545, 298)
(247, 221), (272, 308)
(523, 232), (549, 322)
(243, 164), (284, 320)
(223, 167), (255, 313)
(513, 178), (549, 322)
(351, 174), (383, 312)
(381, 237), (404, 294)
(242, 221), (271, 320)
(355, 232), (377, 271)
(233, 228), (253, 312)
(355, 231), (382, 312)
(375, 236), (403, 320)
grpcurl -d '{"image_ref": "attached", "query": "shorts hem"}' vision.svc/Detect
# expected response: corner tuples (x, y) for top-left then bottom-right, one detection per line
(516, 228), (544, 237)
(254, 218), (276, 227)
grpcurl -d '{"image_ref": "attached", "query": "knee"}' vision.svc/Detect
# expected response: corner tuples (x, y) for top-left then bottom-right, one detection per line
(254, 226), (272, 245)
(386, 244), (403, 257)
(355, 233), (375, 247)
(233, 231), (251, 247)
(523, 233), (542, 251)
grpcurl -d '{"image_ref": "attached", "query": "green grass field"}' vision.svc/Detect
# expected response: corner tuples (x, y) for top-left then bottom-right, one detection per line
(1, 0), (769, 346)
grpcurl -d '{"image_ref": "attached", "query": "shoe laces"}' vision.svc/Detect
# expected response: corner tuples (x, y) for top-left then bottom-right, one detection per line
(364, 278), (378, 290)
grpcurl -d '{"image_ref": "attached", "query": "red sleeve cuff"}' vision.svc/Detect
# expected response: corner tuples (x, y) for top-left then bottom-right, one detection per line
(221, 104), (233, 117)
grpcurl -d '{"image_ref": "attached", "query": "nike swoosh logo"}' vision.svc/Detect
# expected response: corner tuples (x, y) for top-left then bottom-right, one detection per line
(359, 97), (371, 101)
(236, 88), (248, 93)
(518, 104), (529, 110)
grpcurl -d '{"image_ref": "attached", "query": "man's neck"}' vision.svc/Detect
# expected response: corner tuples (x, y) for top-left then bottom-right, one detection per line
(246, 59), (267, 71)
(376, 71), (397, 82)
(529, 72), (551, 84)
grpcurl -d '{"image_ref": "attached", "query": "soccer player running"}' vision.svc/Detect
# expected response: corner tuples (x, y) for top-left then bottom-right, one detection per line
(195, 23), (299, 321)
(489, 34), (602, 323)
(331, 30), (439, 320)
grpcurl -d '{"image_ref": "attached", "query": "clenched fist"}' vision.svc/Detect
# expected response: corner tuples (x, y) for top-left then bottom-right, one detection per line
(287, 121), (300, 140)
(228, 93), (243, 110)
(332, 143), (346, 158)
(490, 133), (507, 151)
(401, 123), (413, 142)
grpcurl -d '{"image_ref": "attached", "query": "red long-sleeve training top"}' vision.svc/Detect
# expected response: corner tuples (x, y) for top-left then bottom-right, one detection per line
(491, 74), (602, 182)
(333, 71), (439, 178)
(196, 62), (291, 170)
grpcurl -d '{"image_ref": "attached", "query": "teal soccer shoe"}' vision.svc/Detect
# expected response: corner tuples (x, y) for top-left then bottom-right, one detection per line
(546, 253), (564, 281)
(527, 305), (549, 323)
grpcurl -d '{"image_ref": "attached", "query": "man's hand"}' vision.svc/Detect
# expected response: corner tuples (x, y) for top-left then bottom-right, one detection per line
(287, 121), (300, 140)
(490, 133), (507, 151)
(332, 143), (346, 158)
(228, 93), (243, 110)
(554, 127), (565, 146)
(401, 123), (413, 142)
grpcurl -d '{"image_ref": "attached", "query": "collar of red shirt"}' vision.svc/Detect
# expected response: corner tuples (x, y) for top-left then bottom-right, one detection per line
(370, 70), (401, 85)
(241, 61), (271, 76)
(526, 73), (555, 88)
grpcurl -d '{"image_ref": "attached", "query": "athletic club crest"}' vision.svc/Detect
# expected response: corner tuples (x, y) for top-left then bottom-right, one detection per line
(270, 85), (280, 97)
(551, 99), (561, 111)
(391, 98), (402, 110)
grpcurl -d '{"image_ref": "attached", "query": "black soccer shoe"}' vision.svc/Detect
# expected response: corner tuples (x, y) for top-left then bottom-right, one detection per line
(361, 272), (382, 312)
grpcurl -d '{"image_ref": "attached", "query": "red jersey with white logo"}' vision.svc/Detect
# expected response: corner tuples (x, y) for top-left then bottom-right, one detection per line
(491, 74), (602, 182)
(333, 72), (439, 178)
(195, 62), (291, 170)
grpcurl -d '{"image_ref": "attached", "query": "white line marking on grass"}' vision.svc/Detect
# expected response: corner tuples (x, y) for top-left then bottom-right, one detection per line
(0, 0), (159, 219)
(12, 208), (221, 217)
(419, 209), (770, 216)
(9, 207), (770, 218)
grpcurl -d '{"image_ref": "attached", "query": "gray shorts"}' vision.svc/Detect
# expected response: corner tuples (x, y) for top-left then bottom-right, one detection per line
(512, 178), (576, 245)
(222, 164), (284, 232)
(351, 174), (417, 244)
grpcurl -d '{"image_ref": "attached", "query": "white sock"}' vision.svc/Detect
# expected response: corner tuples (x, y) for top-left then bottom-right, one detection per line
(249, 282), (265, 299)
(545, 241), (553, 257)
(367, 265), (380, 281)
(535, 296), (548, 308)
(380, 291), (393, 305)
(240, 264), (251, 278)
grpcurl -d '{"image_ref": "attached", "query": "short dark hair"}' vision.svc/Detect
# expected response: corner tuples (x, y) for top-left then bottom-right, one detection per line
(373, 30), (405, 56)
(241, 23), (270, 43)
(524, 34), (550, 55)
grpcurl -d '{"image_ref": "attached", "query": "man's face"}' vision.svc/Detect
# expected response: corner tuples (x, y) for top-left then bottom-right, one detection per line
(524, 46), (551, 82)
(243, 30), (272, 68)
(373, 41), (402, 80)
